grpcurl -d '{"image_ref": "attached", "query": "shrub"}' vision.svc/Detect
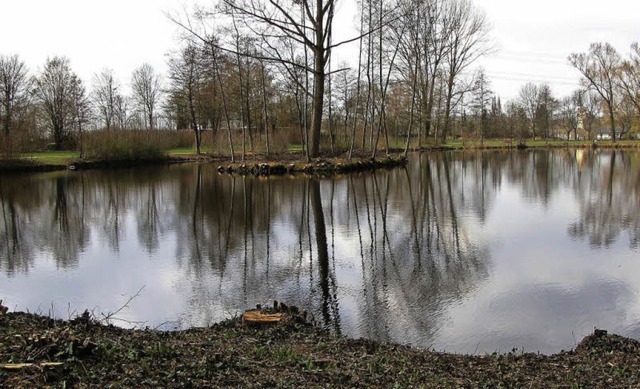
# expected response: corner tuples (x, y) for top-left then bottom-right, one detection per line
(82, 130), (173, 161)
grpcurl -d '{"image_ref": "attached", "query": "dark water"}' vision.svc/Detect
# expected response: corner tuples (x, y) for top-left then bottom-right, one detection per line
(1, 150), (639, 354)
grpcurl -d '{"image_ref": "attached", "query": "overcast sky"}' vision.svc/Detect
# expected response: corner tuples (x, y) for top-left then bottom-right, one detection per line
(1, 0), (639, 101)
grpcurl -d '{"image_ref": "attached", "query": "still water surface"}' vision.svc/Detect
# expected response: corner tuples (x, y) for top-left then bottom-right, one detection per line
(1, 150), (639, 354)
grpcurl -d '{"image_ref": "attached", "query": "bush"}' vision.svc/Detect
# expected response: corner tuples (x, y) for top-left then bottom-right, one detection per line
(157, 130), (194, 149)
(0, 129), (50, 159)
(82, 130), (173, 161)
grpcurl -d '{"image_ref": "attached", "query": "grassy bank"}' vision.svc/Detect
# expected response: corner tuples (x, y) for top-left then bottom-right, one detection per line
(1, 305), (639, 388)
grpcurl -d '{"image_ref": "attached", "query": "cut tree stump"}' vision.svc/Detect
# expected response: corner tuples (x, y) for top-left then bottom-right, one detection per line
(242, 310), (283, 326)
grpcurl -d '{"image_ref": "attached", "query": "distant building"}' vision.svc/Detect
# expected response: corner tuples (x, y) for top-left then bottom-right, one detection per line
(577, 107), (585, 133)
(596, 128), (621, 140)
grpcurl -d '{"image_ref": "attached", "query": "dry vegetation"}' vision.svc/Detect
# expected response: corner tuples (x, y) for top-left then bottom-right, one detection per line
(1, 303), (639, 388)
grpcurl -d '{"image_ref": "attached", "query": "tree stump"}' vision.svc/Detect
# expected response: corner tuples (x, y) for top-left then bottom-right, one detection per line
(242, 310), (283, 327)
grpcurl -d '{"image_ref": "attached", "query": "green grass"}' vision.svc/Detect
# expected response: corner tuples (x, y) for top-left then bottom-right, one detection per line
(168, 147), (196, 155)
(287, 144), (304, 152)
(168, 146), (214, 156)
(21, 151), (80, 165)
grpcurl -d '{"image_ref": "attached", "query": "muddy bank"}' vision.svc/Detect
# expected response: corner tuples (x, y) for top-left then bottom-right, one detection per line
(1, 304), (639, 388)
(0, 159), (67, 173)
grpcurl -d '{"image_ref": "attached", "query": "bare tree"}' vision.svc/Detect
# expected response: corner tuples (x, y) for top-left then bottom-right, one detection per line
(259, 59), (271, 154)
(488, 96), (505, 138)
(172, 0), (389, 158)
(470, 68), (492, 143)
(579, 89), (601, 140)
(619, 42), (640, 116)
(535, 84), (557, 140)
(114, 94), (130, 130)
(440, 0), (491, 142)
(205, 37), (236, 162)
(69, 76), (91, 157)
(348, 0), (367, 159)
(617, 95), (636, 139)
(395, 0), (453, 140)
(505, 100), (528, 142)
(218, 0), (343, 157)
(92, 69), (122, 130)
(568, 42), (622, 142)
(560, 91), (579, 140)
(131, 63), (163, 130)
(168, 42), (206, 154)
(518, 82), (539, 139)
(33, 56), (80, 149)
(0, 54), (31, 137)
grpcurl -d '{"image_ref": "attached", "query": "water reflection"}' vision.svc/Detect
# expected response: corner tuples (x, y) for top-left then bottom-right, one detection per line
(568, 150), (640, 248)
(1, 150), (639, 354)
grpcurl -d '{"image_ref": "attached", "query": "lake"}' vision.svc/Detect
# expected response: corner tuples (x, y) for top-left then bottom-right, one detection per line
(1, 149), (639, 354)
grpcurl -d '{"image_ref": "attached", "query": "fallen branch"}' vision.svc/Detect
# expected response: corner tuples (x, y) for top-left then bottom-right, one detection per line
(1, 362), (63, 370)
(100, 286), (146, 326)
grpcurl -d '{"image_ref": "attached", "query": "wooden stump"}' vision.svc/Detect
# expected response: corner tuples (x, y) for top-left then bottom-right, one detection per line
(242, 310), (283, 327)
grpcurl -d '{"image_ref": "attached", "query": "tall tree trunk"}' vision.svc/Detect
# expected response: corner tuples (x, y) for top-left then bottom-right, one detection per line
(260, 61), (270, 155)
(310, 69), (325, 158)
(609, 108), (616, 143)
(327, 64), (335, 154)
(404, 60), (418, 157)
(348, 0), (366, 161)
(231, 12), (246, 161)
(211, 46), (235, 162)
(245, 56), (254, 151)
(188, 83), (201, 155)
(309, 13), (326, 160)
(441, 74), (454, 143)
(236, 54), (246, 162)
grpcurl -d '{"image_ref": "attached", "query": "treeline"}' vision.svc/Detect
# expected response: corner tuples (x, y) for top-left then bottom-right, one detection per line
(484, 42), (640, 144)
(1, 0), (639, 161)
(0, 55), (177, 157)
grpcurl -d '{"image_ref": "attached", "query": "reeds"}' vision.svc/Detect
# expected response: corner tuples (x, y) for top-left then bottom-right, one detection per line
(82, 130), (189, 160)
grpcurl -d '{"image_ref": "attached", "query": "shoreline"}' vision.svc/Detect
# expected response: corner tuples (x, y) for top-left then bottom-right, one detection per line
(1, 141), (639, 175)
(1, 306), (639, 387)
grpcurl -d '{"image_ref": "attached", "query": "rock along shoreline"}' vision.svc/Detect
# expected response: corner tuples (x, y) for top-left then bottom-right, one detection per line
(216, 155), (408, 177)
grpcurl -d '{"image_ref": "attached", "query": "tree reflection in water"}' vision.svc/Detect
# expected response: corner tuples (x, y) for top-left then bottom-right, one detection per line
(568, 150), (640, 248)
(344, 154), (491, 345)
(1, 150), (639, 351)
